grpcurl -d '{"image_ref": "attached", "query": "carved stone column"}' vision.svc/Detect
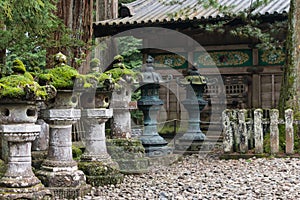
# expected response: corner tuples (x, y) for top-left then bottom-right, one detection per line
(79, 91), (124, 186)
(81, 108), (114, 162)
(37, 108), (89, 199)
(111, 84), (135, 139)
(0, 102), (51, 199)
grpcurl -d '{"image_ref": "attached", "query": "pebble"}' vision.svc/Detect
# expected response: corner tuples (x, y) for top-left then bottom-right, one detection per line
(84, 155), (300, 199)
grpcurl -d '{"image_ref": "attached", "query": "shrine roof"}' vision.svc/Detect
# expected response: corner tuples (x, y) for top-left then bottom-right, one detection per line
(93, 0), (289, 37)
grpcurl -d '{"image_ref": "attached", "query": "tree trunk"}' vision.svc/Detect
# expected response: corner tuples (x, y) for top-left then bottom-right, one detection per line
(78, 0), (93, 74)
(46, 0), (73, 69)
(94, 0), (118, 71)
(46, 0), (93, 73)
(279, 0), (300, 118)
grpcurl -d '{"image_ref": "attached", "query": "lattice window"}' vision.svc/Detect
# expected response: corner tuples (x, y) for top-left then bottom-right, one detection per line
(225, 84), (245, 94)
(205, 85), (220, 94)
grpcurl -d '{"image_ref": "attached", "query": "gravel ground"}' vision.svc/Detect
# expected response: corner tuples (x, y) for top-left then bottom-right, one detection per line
(82, 154), (300, 200)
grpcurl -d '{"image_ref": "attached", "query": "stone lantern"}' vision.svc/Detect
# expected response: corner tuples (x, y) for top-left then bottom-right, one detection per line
(0, 59), (54, 199)
(106, 55), (149, 174)
(78, 77), (124, 186)
(176, 66), (208, 152)
(36, 53), (89, 199)
(0, 100), (52, 199)
(137, 56), (173, 157)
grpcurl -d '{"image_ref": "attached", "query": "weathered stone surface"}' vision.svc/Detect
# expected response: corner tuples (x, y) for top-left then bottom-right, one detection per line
(78, 161), (124, 186)
(222, 109), (233, 153)
(38, 169), (86, 187)
(270, 109), (279, 154)
(81, 108), (113, 119)
(0, 122), (50, 199)
(42, 108), (81, 124)
(0, 124), (40, 133)
(49, 184), (90, 200)
(81, 109), (113, 162)
(0, 103), (38, 124)
(231, 110), (240, 152)
(33, 119), (49, 151)
(46, 90), (79, 109)
(80, 108), (123, 187)
(38, 108), (88, 199)
(238, 109), (248, 153)
(107, 139), (149, 174)
(285, 109), (294, 154)
(254, 109), (263, 154)
(0, 183), (52, 200)
(110, 85), (135, 139)
(111, 109), (132, 138)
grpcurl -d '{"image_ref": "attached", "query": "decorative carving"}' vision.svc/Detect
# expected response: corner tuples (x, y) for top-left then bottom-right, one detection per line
(195, 50), (251, 67)
(260, 49), (285, 65)
(152, 53), (187, 69)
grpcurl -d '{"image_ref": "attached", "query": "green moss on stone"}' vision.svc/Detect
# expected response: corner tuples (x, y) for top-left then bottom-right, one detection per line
(106, 138), (149, 174)
(76, 74), (98, 89)
(78, 162), (119, 176)
(104, 68), (137, 81)
(72, 145), (83, 161)
(12, 59), (26, 74)
(0, 74), (50, 100)
(107, 138), (143, 147)
(78, 161), (124, 186)
(0, 159), (7, 178)
(40, 65), (78, 89)
(90, 58), (101, 69)
(114, 55), (124, 62)
(38, 73), (53, 82)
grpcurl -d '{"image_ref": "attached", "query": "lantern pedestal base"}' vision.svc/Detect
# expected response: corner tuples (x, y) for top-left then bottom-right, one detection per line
(78, 161), (124, 186)
(0, 183), (51, 200)
(79, 108), (124, 186)
(37, 168), (90, 199)
(143, 145), (173, 157)
(175, 140), (216, 154)
(107, 139), (149, 174)
(148, 153), (182, 166)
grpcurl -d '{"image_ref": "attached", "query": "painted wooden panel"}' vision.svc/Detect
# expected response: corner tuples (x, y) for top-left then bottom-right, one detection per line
(194, 49), (252, 68)
(150, 53), (188, 69)
(258, 49), (285, 66)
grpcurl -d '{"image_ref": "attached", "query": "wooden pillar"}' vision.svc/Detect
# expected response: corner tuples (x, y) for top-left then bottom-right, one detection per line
(252, 74), (260, 107)
(270, 109), (279, 154)
(252, 49), (260, 108)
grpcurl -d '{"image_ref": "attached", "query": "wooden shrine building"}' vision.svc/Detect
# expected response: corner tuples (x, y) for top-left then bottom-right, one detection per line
(93, 0), (289, 121)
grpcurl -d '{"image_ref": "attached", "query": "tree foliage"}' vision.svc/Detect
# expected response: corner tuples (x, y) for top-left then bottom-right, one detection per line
(0, 0), (92, 74)
(116, 36), (142, 70)
(0, 0), (60, 73)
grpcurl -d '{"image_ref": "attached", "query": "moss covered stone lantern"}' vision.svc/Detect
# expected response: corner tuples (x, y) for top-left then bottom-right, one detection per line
(176, 66), (208, 152)
(137, 56), (173, 157)
(0, 59), (54, 199)
(36, 53), (89, 199)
